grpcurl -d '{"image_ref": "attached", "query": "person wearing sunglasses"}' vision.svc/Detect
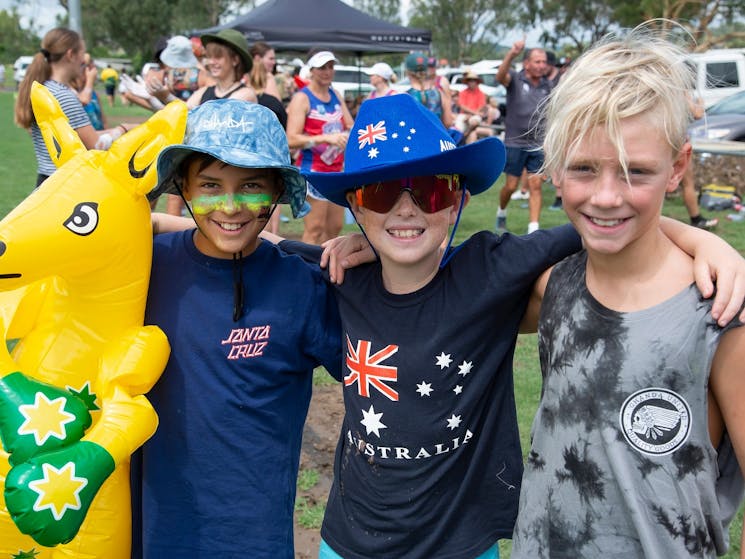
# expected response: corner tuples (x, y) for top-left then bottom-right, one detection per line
(283, 92), (579, 559)
(274, 93), (745, 559)
(134, 99), (342, 559)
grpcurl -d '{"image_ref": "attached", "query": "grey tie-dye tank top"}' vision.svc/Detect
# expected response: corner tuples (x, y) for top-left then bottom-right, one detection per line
(512, 251), (743, 559)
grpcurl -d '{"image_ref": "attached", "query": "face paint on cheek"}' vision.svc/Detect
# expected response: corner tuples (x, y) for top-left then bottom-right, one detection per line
(191, 193), (274, 216)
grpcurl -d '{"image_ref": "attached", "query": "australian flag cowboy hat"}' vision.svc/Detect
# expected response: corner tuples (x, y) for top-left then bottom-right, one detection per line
(304, 93), (506, 207)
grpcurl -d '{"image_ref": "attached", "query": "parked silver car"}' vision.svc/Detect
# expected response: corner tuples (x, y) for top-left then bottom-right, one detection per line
(688, 90), (745, 142)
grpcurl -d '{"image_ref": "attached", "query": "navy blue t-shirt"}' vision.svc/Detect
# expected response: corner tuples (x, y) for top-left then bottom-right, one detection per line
(133, 230), (342, 559)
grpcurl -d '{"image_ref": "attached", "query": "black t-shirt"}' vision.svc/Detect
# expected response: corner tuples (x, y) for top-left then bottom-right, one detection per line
(285, 225), (581, 558)
(258, 92), (288, 129)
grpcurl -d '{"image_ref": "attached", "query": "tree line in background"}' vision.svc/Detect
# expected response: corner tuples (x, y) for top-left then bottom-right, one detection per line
(3, 0), (745, 69)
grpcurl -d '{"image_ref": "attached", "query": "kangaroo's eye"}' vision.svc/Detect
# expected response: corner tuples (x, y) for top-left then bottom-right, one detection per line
(64, 202), (99, 236)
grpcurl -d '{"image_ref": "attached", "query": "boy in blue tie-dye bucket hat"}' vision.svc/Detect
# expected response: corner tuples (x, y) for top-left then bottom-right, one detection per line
(134, 99), (342, 559)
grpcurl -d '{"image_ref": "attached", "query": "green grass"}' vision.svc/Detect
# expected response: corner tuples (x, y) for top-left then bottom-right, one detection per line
(1, 88), (743, 556)
(297, 468), (320, 492)
(313, 367), (338, 386)
(294, 496), (326, 529)
(0, 89), (153, 209)
(1, 90), (36, 196)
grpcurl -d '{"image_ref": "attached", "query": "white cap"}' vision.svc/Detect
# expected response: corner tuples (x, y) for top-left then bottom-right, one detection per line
(366, 62), (395, 81)
(307, 51), (338, 69)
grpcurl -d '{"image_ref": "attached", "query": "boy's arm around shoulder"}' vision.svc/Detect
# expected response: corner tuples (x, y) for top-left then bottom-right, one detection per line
(276, 238), (325, 267)
(305, 263), (343, 382)
(519, 265), (553, 333)
(659, 217), (745, 326)
(151, 212), (194, 234)
(495, 224), (581, 333)
(268, 233), (342, 381)
(707, 321), (745, 554)
(259, 230), (327, 269)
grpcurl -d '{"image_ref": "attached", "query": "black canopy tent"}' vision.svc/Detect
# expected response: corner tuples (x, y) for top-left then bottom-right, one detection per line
(194, 0), (431, 54)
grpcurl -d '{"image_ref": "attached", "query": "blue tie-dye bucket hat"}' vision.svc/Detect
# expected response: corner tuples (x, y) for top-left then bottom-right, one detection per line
(151, 99), (309, 218)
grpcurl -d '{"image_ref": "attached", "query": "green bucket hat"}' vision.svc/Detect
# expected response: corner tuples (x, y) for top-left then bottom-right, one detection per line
(200, 29), (253, 74)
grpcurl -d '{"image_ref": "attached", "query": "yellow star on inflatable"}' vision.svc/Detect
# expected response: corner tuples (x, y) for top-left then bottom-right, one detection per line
(17, 392), (77, 446)
(28, 462), (89, 521)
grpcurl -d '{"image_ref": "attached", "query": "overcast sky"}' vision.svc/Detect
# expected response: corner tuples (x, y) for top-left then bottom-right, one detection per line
(0, 0), (63, 33)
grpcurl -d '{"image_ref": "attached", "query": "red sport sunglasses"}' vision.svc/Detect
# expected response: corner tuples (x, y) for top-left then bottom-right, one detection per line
(354, 174), (462, 214)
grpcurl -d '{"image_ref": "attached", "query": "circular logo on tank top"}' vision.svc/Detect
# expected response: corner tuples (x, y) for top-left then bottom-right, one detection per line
(619, 388), (691, 456)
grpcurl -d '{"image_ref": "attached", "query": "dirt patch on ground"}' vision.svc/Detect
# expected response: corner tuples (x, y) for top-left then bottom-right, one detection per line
(294, 383), (344, 558)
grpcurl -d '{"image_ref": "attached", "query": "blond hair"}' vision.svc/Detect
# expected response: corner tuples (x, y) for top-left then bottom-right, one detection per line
(542, 24), (695, 181)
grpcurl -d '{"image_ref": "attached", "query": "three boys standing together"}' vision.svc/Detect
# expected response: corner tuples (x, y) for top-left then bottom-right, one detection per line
(138, 28), (745, 559)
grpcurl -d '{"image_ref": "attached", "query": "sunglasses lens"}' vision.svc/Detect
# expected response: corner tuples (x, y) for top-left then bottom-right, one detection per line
(356, 175), (460, 213)
(409, 175), (459, 212)
(356, 180), (402, 213)
(192, 193), (273, 215)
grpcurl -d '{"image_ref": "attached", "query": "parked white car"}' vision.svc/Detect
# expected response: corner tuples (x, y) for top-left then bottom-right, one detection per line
(686, 49), (745, 108)
(332, 64), (374, 101)
(13, 56), (34, 85)
(447, 63), (507, 123)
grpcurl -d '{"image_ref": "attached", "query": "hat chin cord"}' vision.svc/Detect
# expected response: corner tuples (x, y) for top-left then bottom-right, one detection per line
(345, 204), (379, 264)
(177, 186), (284, 322)
(439, 188), (467, 269)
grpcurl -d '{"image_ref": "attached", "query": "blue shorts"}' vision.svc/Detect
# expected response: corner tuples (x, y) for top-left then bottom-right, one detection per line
(319, 539), (500, 558)
(504, 146), (544, 177)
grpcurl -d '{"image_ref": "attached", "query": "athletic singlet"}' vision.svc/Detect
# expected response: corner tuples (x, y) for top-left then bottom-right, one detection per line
(296, 87), (345, 173)
(407, 87), (442, 118)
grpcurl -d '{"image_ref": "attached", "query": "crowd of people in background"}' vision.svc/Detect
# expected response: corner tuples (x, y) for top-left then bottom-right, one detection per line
(13, 26), (724, 241)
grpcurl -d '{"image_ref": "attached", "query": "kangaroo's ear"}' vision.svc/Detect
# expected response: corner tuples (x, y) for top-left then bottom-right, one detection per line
(105, 100), (188, 197)
(31, 81), (87, 168)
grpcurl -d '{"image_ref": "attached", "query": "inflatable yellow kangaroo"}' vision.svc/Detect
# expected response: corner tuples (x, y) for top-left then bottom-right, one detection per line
(0, 82), (186, 558)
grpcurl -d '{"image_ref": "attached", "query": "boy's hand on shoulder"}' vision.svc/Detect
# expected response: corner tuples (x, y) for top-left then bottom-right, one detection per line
(320, 234), (375, 284)
(660, 216), (745, 325)
(691, 240), (745, 326)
